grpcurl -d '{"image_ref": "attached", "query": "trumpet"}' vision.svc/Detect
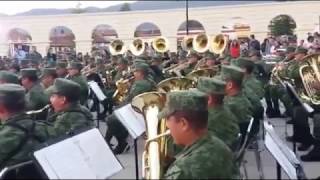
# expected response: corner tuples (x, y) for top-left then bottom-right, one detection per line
(26, 104), (51, 115)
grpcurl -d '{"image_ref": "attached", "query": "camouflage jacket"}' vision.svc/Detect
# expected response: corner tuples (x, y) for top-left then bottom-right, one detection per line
(0, 113), (49, 168)
(164, 133), (235, 179)
(224, 91), (253, 124)
(123, 79), (154, 103)
(47, 103), (94, 138)
(26, 82), (49, 111)
(208, 105), (240, 147)
(243, 74), (265, 99)
(67, 74), (89, 105)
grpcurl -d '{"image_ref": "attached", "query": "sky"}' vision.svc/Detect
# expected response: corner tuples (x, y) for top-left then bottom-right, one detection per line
(0, 1), (135, 15)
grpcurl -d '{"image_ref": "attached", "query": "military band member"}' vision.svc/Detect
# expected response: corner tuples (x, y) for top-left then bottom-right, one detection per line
(220, 65), (253, 138)
(40, 68), (58, 89)
(20, 68), (49, 113)
(8, 63), (20, 75)
(204, 52), (219, 68)
(181, 50), (199, 75)
(56, 61), (68, 78)
(196, 77), (239, 147)
(46, 78), (94, 138)
(0, 84), (49, 168)
(0, 71), (20, 84)
(159, 90), (235, 179)
(105, 62), (154, 154)
(66, 62), (89, 105)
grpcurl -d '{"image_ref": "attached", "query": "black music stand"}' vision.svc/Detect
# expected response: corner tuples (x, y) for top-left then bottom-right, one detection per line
(88, 81), (107, 129)
(264, 121), (307, 180)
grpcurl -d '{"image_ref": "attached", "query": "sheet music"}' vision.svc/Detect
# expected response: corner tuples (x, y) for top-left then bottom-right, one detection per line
(264, 122), (300, 179)
(88, 81), (107, 102)
(34, 128), (123, 179)
(114, 104), (146, 139)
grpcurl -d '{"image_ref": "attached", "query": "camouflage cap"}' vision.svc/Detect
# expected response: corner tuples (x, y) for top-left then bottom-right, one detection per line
(118, 58), (129, 65)
(220, 65), (245, 83)
(0, 71), (20, 84)
(158, 90), (208, 119)
(133, 58), (147, 64)
(0, 83), (25, 104)
(204, 52), (217, 60)
(29, 59), (39, 65)
(133, 63), (149, 72)
(248, 49), (260, 57)
(40, 68), (57, 78)
(67, 61), (83, 70)
(187, 50), (199, 58)
(235, 57), (255, 69)
(286, 46), (297, 53)
(295, 46), (308, 54)
(56, 61), (68, 69)
(151, 55), (162, 62)
(196, 77), (226, 95)
(20, 60), (30, 66)
(20, 68), (38, 78)
(46, 78), (81, 100)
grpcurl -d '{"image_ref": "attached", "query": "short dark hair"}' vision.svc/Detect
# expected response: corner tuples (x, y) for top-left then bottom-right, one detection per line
(23, 74), (38, 82)
(250, 34), (255, 39)
(171, 110), (208, 130)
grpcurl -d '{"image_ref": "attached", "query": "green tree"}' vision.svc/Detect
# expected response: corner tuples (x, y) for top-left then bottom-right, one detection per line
(119, 3), (131, 11)
(71, 2), (86, 14)
(268, 15), (296, 36)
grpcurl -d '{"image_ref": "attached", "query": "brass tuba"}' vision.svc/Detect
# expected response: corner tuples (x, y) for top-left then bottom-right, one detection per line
(157, 77), (195, 93)
(193, 33), (209, 53)
(112, 76), (134, 105)
(109, 39), (126, 55)
(186, 67), (219, 84)
(130, 38), (145, 56)
(209, 34), (228, 54)
(181, 35), (194, 52)
(131, 92), (170, 179)
(152, 36), (170, 53)
(299, 54), (320, 105)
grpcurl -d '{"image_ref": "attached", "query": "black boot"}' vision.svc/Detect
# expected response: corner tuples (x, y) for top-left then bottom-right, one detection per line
(301, 145), (320, 161)
(113, 141), (130, 155)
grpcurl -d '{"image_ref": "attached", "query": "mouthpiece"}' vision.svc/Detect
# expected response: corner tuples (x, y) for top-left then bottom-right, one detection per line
(26, 104), (51, 115)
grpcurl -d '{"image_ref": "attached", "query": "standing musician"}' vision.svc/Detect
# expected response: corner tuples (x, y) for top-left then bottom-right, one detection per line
(66, 61), (89, 105)
(195, 77), (239, 148)
(105, 62), (154, 154)
(46, 78), (94, 138)
(159, 90), (236, 179)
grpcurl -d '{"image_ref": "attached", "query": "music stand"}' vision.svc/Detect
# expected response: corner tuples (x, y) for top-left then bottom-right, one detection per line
(114, 104), (146, 180)
(32, 128), (123, 179)
(88, 81), (107, 128)
(264, 121), (306, 180)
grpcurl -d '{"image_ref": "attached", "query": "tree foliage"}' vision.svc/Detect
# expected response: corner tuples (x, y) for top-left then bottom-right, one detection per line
(119, 3), (131, 11)
(71, 2), (86, 14)
(268, 15), (296, 36)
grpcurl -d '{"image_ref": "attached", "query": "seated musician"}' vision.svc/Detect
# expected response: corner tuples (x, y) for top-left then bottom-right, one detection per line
(40, 68), (58, 89)
(220, 65), (253, 139)
(195, 77), (239, 148)
(66, 62), (89, 105)
(105, 62), (154, 154)
(0, 84), (49, 169)
(55, 61), (68, 78)
(46, 78), (94, 138)
(181, 50), (199, 75)
(20, 68), (49, 120)
(204, 52), (219, 68)
(160, 90), (235, 179)
(0, 71), (20, 84)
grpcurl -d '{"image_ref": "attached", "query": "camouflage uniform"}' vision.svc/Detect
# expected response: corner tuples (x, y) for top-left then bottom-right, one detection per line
(0, 71), (20, 84)
(66, 62), (89, 105)
(105, 63), (154, 154)
(196, 77), (239, 147)
(46, 78), (94, 138)
(0, 84), (49, 168)
(157, 90), (236, 179)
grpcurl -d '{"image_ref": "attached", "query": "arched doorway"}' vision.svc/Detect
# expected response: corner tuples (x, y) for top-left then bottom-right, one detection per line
(177, 20), (205, 47)
(134, 22), (161, 38)
(221, 17), (251, 40)
(91, 24), (118, 58)
(7, 28), (32, 58)
(49, 26), (76, 60)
